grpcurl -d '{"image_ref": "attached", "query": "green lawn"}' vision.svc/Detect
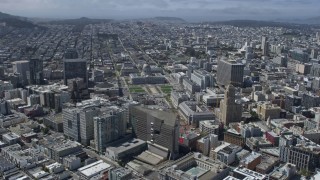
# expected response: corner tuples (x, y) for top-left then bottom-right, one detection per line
(129, 86), (145, 93)
(161, 85), (173, 94)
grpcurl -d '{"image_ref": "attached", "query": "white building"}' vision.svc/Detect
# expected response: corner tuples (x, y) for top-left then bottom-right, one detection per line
(78, 160), (112, 179)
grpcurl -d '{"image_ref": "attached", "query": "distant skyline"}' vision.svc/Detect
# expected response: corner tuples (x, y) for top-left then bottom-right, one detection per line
(1, 0), (320, 21)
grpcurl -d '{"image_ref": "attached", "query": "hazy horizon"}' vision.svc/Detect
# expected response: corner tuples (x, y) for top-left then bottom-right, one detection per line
(1, 0), (320, 22)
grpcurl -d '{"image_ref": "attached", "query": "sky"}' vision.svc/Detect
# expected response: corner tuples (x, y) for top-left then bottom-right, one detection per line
(0, 0), (320, 21)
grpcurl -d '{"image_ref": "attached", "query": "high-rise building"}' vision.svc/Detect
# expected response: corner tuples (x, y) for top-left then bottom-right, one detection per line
(94, 109), (127, 153)
(64, 48), (79, 59)
(219, 85), (242, 125)
(80, 106), (101, 146)
(63, 59), (88, 86)
(29, 59), (44, 85)
(63, 108), (81, 142)
(190, 69), (214, 89)
(12, 60), (30, 86)
(129, 105), (180, 159)
(217, 59), (244, 87)
(261, 36), (268, 56)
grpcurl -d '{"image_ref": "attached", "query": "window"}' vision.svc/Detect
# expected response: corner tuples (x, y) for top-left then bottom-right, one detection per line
(68, 120), (72, 129)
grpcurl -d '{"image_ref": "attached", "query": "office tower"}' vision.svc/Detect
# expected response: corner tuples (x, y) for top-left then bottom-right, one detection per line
(94, 109), (127, 153)
(187, 64), (193, 79)
(63, 108), (81, 142)
(68, 78), (89, 102)
(217, 59), (244, 87)
(219, 85), (242, 125)
(0, 66), (4, 80)
(311, 49), (319, 59)
(191, 69), (214, 89)
(129, 105), (180, 159)
(245, 46), (254, 60)
(63, 59), (88, 86)
(12, 60), (30, 86)
(261, 36), (268, 56)
(64, 48), (79, 59)
(0, 100), (11, 115)
(302, 93), (320, 109)
(29, 58), (44, 85)
(80, 106), (101, 146)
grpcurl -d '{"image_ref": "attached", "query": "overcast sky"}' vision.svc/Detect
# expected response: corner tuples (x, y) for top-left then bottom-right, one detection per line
(0, 0), (319, 21)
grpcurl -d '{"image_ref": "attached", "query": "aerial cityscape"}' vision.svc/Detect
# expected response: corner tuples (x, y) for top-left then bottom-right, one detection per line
(1, 0), (320, 180)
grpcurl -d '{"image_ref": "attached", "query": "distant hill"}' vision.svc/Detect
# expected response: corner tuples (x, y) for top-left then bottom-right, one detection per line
(47, 17), (113, 32)
(0, 12), (38, 28)
(303, 16), (320, 25)
(208, 20), (307, 29)
(48, 17), (113, 25)
(153, 17), (186, 23)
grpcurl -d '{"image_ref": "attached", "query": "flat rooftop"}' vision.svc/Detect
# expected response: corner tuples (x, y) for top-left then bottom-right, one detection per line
(78, 160), (111, 178)
(106, 138), (146, 154)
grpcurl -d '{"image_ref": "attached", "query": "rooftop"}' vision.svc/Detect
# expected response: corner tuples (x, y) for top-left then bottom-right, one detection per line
(78, 160), (112, 178)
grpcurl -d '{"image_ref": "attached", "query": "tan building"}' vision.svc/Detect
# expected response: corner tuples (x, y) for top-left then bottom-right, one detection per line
(224, 129), (245, 147)
(219, 85), (242, 125)
(296, 63), (312, 75)
(240, 152), (262, 170)
(257, 102), (281, 121)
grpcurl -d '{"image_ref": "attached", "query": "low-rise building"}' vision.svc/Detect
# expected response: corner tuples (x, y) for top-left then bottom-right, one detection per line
(232, 167), (266, 180)
(105, 138), (147, 161)
(239, 152), (262, 170)
(78, 160), (112, 180)
(211, 142), (242, 165)
(63, 155), (81, 171)
(159, 153), (230, 180)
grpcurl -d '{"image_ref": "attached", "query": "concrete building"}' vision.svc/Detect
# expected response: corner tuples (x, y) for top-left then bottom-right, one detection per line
(105, 138), (146, 161)
(182, 78), (201, 94)
(130, 105), (180, 159)
(217, 59), (244, 87)
(219, 85), (242, 125)
(0, 100), (11, 115)
(279, 135), (320, 172)
(199, 120), (221, 135)
(232, 167), (266, 180)
(2, 144), (46, 169)
(45, 140), (82, 163)
(63, 58), (88, 86)
(302, 93), (320, 109)
(63, 155), (81, 171)
(78, 160), (112, 180)
(212, 142), (242, 165)
(178, 101), (215, 127)
(0, 81), (13, 98)
(224, 129), (246, 147)
(80, 106), (101, 146)
(109, 167), (133, 180)
(28, 58), (44, 85)
(257, 102), (282, 121)
(261, 36), (268, 56)
(159, 153), (230, 180)
(171, 91), (189, 108)
(269, 163), (297, 180)
(285, 95), (302, 112)
(2, 132), (20, 145)
(12, 60), (29, 86)
(94, 108), (127, 153)
(190, 69), (214, 89)
(240, 152), (262, 170)
(63, 108), (81, 142)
